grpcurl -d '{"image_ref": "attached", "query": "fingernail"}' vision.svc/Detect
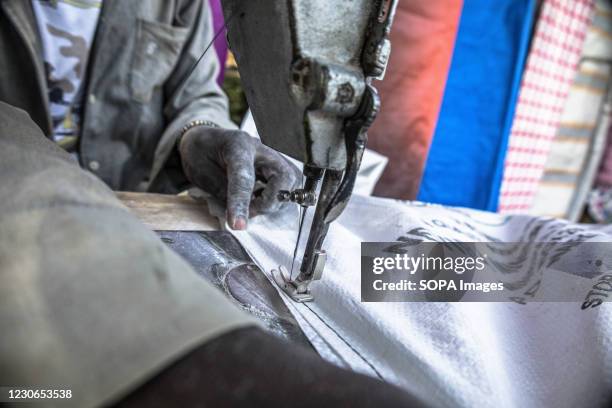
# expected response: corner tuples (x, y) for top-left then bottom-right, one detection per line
(232, 216), (247, 230)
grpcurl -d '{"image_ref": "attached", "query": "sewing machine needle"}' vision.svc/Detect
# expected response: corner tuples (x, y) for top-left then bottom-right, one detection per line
(289, 205), (307, 280)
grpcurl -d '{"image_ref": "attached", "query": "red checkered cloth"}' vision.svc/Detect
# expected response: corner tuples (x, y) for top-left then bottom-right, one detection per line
(498, 0), (595, 213)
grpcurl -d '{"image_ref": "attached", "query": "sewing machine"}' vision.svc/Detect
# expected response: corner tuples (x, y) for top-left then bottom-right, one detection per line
(220, 0), (398, 302)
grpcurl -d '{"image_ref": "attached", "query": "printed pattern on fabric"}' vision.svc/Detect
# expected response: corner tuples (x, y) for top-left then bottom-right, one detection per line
(498, 0), (595, 213)
(32, 0), (103, 153)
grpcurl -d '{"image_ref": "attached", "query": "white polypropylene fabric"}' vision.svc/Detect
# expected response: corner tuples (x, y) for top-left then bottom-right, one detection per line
(232, 195), (612, 408)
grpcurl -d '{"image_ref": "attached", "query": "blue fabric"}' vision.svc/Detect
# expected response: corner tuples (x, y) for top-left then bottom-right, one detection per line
(417, 0), (535, 211)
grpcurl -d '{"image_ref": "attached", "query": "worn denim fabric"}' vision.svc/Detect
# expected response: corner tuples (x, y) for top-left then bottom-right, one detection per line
(0, 0), (235, 192)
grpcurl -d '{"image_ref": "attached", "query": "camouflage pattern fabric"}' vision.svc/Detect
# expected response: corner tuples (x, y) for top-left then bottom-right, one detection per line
(32, 0), (102, 154)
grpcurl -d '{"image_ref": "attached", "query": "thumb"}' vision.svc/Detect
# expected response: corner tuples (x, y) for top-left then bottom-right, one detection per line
(225, 157), (255, 230)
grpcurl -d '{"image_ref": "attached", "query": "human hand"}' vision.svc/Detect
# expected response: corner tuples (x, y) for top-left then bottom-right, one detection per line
(179, 127), (300, 230)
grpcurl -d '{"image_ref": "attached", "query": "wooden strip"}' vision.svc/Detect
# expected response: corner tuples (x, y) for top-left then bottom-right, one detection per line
(116, 191), (220, 231)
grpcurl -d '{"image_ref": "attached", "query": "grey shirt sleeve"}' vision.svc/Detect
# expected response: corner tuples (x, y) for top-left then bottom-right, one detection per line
(148, 0), (237, 192)
(0, 102), (256, 408)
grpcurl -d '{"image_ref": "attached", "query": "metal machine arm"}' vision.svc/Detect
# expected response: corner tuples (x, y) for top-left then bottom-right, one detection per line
(221, 0), (398, 302)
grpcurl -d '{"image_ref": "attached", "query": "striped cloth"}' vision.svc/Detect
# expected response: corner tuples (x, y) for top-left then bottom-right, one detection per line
(498, 0), (595, 214)
(531, 0), (612, 220)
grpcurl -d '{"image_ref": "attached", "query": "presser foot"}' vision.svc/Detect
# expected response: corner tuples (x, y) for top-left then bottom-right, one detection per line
(272, 265), (315, 303)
